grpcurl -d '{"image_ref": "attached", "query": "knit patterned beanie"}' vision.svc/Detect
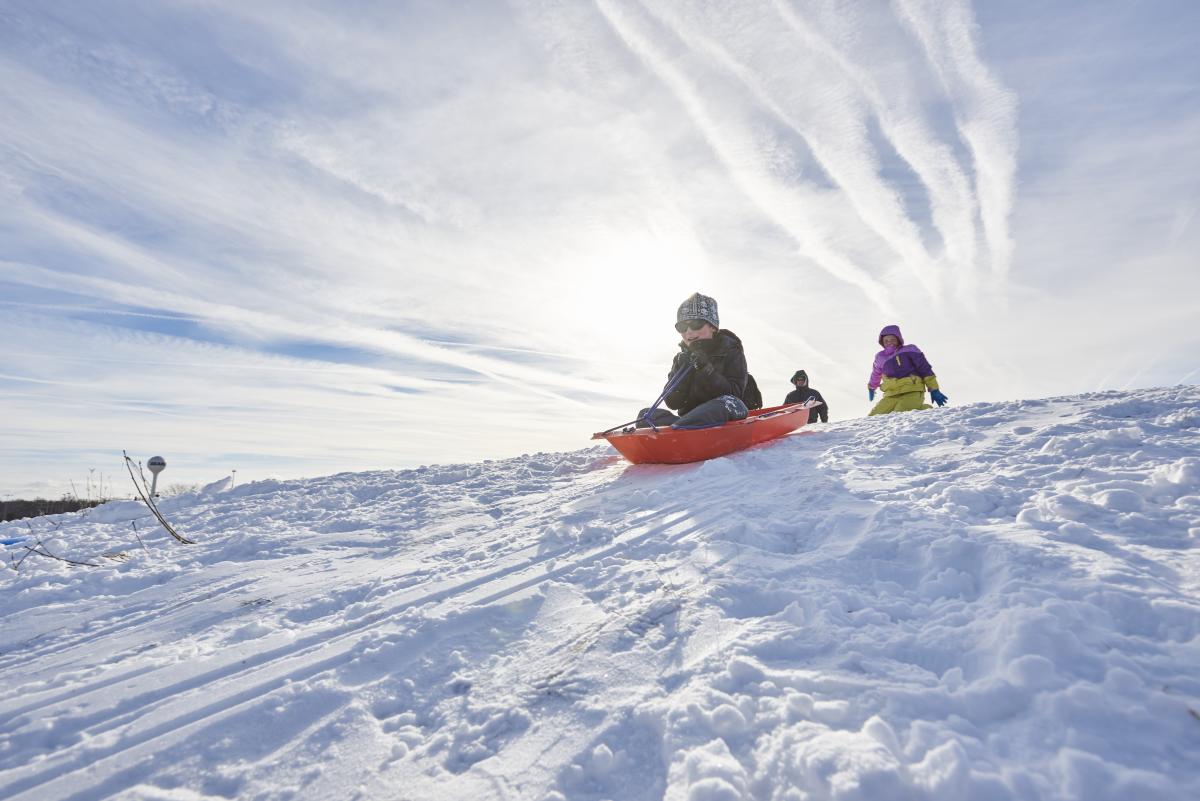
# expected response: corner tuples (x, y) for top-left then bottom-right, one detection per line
(676, 292), (719, 329)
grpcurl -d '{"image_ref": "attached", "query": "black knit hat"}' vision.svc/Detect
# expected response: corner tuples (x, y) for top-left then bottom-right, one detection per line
(676, 292), (719, 329)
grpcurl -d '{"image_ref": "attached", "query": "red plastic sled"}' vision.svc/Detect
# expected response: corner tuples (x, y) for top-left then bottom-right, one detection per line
(592, 402), (814, 465)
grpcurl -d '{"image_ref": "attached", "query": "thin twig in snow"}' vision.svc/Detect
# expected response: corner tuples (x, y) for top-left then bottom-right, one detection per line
(131, 520), (151, 556)
(20, 539), (101, 568)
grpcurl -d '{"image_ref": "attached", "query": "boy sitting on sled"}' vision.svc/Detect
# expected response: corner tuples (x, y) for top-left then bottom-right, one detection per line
(637, 293), (758, 428)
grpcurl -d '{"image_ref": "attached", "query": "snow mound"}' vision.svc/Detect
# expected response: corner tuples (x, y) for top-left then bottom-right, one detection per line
(1, 386), (1197, 800)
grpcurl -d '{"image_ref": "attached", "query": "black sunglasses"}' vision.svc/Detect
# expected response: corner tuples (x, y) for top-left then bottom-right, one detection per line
(675, 319), (709, 333)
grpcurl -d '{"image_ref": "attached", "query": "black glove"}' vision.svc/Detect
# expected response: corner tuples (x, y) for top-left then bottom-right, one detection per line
(669, 350), (691, 376)
(687, 349), (714, 374)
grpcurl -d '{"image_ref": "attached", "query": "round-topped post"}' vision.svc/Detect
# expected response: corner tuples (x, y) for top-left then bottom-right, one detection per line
(147, 456), (166, 498)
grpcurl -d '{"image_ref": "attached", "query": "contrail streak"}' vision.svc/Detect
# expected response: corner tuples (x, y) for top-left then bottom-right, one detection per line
(895, 0), (1018, 282)
(595, 0), (895, 314)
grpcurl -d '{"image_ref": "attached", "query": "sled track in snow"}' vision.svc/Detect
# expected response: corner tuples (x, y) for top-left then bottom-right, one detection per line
(0, 467), (617, 703)
(0, 572), (260, 674)
(0, 496), (730, 800)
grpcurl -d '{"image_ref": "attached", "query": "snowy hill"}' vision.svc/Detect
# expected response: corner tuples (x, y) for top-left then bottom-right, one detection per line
(2, 387), (1198, 801)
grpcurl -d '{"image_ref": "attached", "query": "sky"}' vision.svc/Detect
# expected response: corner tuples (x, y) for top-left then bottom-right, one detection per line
(2, 0), (1198, 498)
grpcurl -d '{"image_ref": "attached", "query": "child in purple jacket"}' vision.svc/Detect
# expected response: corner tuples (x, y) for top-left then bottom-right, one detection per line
(867, 324), (949, 415)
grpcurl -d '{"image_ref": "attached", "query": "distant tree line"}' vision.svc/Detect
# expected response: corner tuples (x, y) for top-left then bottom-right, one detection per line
(2, 498), (103, 523)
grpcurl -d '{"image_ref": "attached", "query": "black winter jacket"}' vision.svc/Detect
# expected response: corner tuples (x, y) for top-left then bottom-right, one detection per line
(784, 386), (828, 423)
(665, 330), (749, 416)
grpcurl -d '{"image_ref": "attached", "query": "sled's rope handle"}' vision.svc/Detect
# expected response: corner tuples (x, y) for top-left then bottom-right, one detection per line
(641, 363), (693, 431)
(596, 361), (695, 436)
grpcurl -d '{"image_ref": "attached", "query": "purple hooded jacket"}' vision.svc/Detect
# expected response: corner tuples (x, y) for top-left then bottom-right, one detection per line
(868, 324), (934, 390)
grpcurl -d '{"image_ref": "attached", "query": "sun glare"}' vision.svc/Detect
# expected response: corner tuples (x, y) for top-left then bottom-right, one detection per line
(557, 229), (710, 364)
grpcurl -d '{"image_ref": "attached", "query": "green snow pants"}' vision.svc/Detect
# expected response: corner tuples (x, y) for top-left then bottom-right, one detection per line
(869, 374), (933, 416)
(869, 391), (931, 415)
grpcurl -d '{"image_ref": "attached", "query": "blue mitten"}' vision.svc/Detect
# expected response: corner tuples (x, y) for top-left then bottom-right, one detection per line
(868, 388), (876, 401)
(930, 389), (949, 407)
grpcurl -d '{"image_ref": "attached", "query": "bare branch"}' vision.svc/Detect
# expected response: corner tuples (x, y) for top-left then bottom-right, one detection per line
(13, 542), (35, 570)
(123, 451), (195, 544)
(14, 524), (43, 569)
(20, 540), (101, 568)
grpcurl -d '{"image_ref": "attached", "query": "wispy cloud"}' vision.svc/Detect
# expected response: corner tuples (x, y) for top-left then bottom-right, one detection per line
(768, 0), (982, 299)
(593, 0), (893, 312)
(894, 0), (1019, 283)
(640, 0), (946, 300)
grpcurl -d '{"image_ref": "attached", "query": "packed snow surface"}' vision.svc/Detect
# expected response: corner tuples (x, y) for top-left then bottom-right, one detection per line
(2, 387), (1199, 801)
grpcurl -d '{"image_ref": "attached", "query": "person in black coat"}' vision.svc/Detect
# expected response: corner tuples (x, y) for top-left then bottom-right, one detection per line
(784, 369), (828, 423)
(637, 293), (751, 428)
